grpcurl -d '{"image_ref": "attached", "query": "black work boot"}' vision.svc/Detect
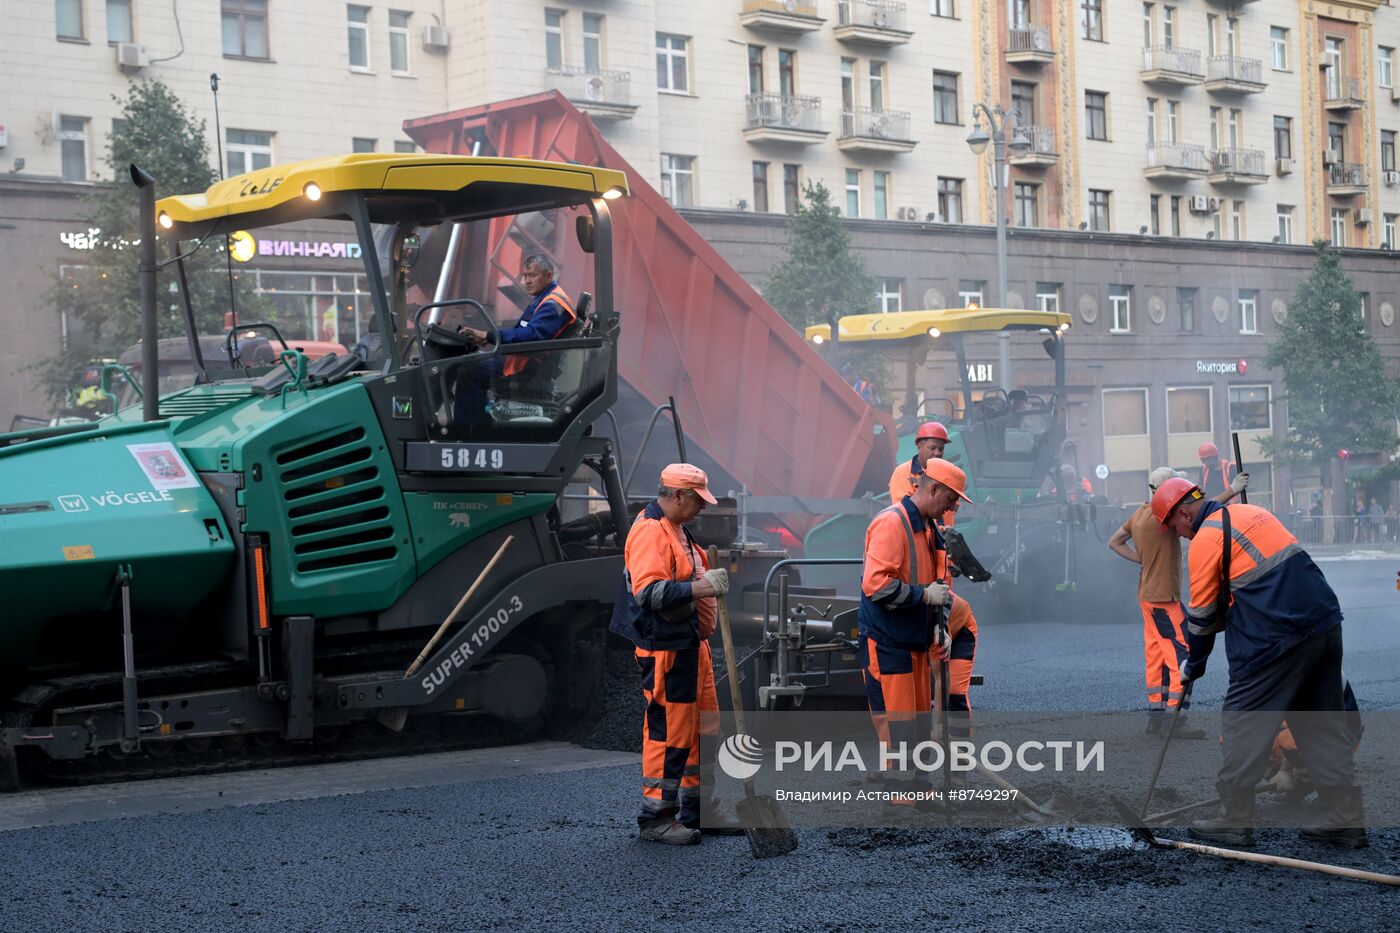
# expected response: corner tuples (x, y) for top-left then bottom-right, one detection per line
(1189, 782), (1256, 847)
(1300, 786), (1370, 849)
(1146, 713), (1163, 735)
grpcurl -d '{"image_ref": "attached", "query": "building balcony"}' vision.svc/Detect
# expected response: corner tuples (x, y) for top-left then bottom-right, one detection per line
(834, 0), (912, 45)
(837, 107), (916, 152)
(1008, 125), (1058, 166)
(744, 92), (827, 144)
(1141, 46), (1204, 85)
(1143, 142), (1208, 179)
(543, 67), (636, 120)
(1207, 147), (1267, 184)
(1005, 25), (1054, 65)
(1327, 161), (1368, 196)
(740, 0), (826, 33)
(1324, 75), (1366, 111)
(1204, 55), (1266, 94)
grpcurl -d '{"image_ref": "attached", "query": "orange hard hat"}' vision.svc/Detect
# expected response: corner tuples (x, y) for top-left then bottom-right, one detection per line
(1150, 477), (1203, 532)
(1198, 442), (1219, 460)
(916, 421), (950, 442)
(922, 457), (972, 502)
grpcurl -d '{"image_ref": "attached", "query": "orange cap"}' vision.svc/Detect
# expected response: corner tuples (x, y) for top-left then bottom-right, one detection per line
(921, 457), (972, 503)
(660, 463), (717, 504)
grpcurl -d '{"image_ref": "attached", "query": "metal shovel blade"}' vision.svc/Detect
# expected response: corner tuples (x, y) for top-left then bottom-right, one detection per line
(736, 792), (799, 858)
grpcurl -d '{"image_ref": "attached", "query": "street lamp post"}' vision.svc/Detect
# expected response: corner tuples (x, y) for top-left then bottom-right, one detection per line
(967, 103), (1031, 393)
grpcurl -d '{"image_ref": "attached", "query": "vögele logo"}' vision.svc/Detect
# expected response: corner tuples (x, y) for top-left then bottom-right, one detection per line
(717, 733), (763, 780)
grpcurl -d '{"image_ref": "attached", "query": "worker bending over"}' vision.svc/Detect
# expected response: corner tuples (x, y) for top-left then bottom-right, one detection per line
(610, 464), (728, 845)
(1108, 466), (1247, 737)
(1152, 478), (1366, 849)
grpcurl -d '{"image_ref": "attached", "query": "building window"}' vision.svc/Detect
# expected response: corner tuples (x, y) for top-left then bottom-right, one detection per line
(1108, 285), (1131, 333)
(1036, 283), (1061, 313)
(545, 9), (565, 69)
(348, 6), (371, 70)
(876, 279), (903, 313)
(845, 169), (861, 218)
(752, 162), (769, 212)
(933, 72), (960, 124)
(352, 137), (376, 153)
(1168, 195), (1182, 236)
(56, 0), (83, 39)
(1384, 213), (1397, 250)
(656, 33), (689, 92)
(938, 177), (963, 223)
(1011, 80), (1036, 126)
(783, 164), (801, 214)
(1088, 189), (1111, 232)
(583, 13), (604, 73)
(1277, 205), (1293, 243)
(747, 44), (765, 94)
(958, 280), (985, 307)
(393, 140), (417, 153)
(222, 0), (269, 59)
(1177, 286), (1196, 331)
(1103, 388), (1149, 437)
(1381, 46), (1395, 88)
(778, 48), (796, 96)
(1383, 130), (1396, 172)
(1331, 207), (1347, 247)
(1150, 194), (1161, 235)
(1270, 26), (1288, 70)
(1229, 385), (1271, 431)
(870, 61), (886, 111)
(1085, 91), (1108, 140)
(227, 128), (273, 177)
(1230, 200), (1244, 240)
(660, 154), (695, 208)
(389, 10), (411, 74)
(1014, 182), (1039, 227)
(250, 270), (374, 345)
(1167, 386), (1212, 434)
(931, 0), (955, 17)
(873, 171), (890, 220)
(1081, 0), (1102, 40)
(1238, 289), (1258, 333)
(58, 115), (88, 181)
(107, 0), (133, 43)
(1273, 116), (1291, 159)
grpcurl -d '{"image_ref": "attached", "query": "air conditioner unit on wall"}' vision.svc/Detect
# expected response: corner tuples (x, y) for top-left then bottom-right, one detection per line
(422, 24), (450, 50)
(897, 206), (919, 220)
(1207, 197), (1222, 211)
(1276, 158), (1294, 176)
(1385, 170), (1400, 186)
(1392, 84), (1400, 102)
(1324, 149), (1341, 165)
(1189, 195), (1211, 213)
(115, 43), (148, 69)
(1356, 208), (1374, 224)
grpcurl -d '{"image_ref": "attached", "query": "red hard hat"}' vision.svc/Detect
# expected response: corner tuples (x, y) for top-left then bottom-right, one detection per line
(1150, 477), (1203, 532)
(1198, 442), (1219, 460)
(916, 421), (950, 442)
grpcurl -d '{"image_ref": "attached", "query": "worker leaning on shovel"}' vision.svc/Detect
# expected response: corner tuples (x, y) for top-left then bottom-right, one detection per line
(859, 459), (971, 805)
(609, 463), (729, 846)
(1151, 477), (1367, 850)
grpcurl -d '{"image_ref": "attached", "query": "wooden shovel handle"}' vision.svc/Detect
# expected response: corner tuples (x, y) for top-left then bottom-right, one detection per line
(708, 545), (747, 737)
(404, 535), (514, 678)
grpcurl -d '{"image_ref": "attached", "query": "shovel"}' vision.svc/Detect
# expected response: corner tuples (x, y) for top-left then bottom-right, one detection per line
(710, 546), (798, 859)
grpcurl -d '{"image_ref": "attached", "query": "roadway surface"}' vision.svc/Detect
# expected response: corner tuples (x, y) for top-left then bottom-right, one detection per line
(2, 555), (1396, 931)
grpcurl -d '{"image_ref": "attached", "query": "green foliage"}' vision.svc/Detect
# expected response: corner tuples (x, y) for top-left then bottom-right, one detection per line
(36, 80), (264, 406)
(1261, 240), (1400, 485)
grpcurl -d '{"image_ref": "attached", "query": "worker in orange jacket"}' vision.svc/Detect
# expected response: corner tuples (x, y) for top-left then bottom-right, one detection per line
(887, 421), (950, 505)
(860, 458), (972, 802)
(609, 463), (726, 845)
(1196, 442), (1239, 500)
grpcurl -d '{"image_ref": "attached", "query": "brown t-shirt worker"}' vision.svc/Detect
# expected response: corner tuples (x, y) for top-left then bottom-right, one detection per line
(1123, 503), (1181, 602)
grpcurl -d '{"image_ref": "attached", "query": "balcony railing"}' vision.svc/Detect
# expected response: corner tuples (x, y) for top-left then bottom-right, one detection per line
(1209, 147), (1266, 176)
(1324, 74), (1366, 107)
(840, 106), (911, 140)
(1142, 45), (1203, 78)
(1206, 55), (1262, 84)
(1019, 124), (1056, 155)
(1007, 24), (1052, 53)
(746, 92), (823, 132)
(1328, 161), (1367, 188)
(1146, 142), (1208, 171)
(837, 0), (906, 30)
(544, 66), (632, 106)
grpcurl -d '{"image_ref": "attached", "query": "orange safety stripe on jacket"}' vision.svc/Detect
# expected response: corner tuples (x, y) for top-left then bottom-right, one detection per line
(1185, 503), (1299, 627)
(862, 503), (945, 601)
(501, 284), (578, 377)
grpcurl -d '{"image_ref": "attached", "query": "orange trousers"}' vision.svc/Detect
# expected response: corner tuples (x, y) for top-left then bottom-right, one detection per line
(1140, 600), (1190, 716)
(636, 641), (717, 827)
(946, 593), (978, 739)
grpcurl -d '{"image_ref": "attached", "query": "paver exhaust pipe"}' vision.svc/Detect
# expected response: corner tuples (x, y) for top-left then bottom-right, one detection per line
(131, 163), (158, 423)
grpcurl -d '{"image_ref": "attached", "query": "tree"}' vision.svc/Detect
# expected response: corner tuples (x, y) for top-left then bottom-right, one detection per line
(764, 180), (890, 402)
(36, 80), (262, 407)
(1262, 240), (1400, 517)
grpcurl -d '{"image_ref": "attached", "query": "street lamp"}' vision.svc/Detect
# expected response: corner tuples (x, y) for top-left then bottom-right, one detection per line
(967, 103), (1031, 392)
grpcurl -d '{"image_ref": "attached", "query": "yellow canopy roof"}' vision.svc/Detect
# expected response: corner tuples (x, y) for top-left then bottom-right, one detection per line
(804, 307), (1072, 344)
(155, 153), (629, 230)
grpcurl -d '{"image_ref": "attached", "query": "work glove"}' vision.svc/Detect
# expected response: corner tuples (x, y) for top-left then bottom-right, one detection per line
(1264, 768), (1296, 796)
(700, 567), (729, 597)
(1180, 657), (1204, 683)
(922, 582), (951, 608)
(932, 626), (952, 661)
(1231, 471), (1250, 495)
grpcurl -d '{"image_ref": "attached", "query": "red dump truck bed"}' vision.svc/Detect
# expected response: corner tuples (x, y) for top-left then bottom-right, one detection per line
(404, 92), (893, 530)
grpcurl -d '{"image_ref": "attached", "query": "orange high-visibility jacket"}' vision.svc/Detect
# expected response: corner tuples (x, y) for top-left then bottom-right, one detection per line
(1198, 459), (1238, 500)
(609, 499), (716, 650)
(500, 283), (577, 377)
(1184, 501), (1342, 679)
(858, 497), (947, 651)
(887, 456), (956, 527)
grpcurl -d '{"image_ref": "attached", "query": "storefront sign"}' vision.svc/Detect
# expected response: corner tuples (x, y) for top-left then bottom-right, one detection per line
(1195, 359), (1248, 375)
(257, 237), (362, 259)
(59, 228), (104, 250)
(966, 363), (995, 384)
